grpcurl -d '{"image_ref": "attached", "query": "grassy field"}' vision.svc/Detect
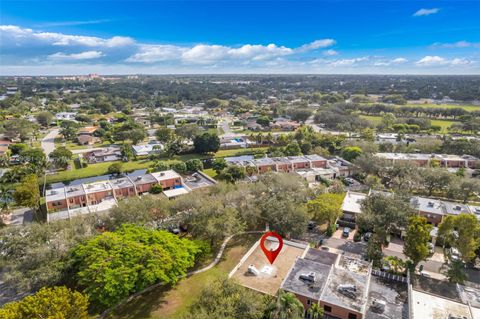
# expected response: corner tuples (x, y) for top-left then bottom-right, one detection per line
(109, 233), (261, 319)
(202, 168), (218, 179)
(360, 115), (457, 133)
(406, 103), (480, 112)
(45, 147), (269, 184)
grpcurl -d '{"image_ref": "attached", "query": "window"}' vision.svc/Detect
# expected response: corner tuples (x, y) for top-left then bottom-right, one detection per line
(69, 199), (74, 203)
(307, 299), (311, 305)
(324, 305), (332, 312)
(348, 313), (357, 319)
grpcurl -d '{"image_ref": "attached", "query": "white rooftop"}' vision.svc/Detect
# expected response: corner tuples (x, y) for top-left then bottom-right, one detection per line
(151, 169), (181, 182)
(83, 181), (112, 193)
(163, 187), (189, 198)
(341, 191), (367, 214)
(411, 289), (474, 319)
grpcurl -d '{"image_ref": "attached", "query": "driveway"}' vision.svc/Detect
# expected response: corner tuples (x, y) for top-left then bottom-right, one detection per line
(41, 128), (59, 156)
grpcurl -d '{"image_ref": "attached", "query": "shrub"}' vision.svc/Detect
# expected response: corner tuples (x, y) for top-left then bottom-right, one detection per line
(150, 184), (163, 194)
(353, 231), (361, 242)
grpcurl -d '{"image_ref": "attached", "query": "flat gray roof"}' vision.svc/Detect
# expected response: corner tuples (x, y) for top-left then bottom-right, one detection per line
(304, 248), (338, 266)
(281, 258), (332, 301)
(131, 173), (157, 185)
(321, 266), (369, 312)
(366, 276), (408, 319)
(110, 177), (134, 189)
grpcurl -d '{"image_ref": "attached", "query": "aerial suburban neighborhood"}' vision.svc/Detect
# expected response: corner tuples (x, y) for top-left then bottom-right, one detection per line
(1, 1), (480, 319)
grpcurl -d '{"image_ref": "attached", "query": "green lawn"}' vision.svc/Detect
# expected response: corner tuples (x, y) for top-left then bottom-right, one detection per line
(360, 115), (457, 133)
(45, 147), (269, 184)
(109, 233), (261, 319)
(202, 168), (218, 179)
(406, 103), (480, 112)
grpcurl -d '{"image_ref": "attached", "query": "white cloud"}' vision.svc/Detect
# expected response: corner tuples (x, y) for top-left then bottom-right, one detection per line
(297, 39), (336, 52)
(323, 49), (338, 56)
(328, 57), (368, 67)
(126, 45), (186, 63)
(391, 57), (408, 63)
(416, 56), (471, 66)
(34, 19), (112, 27)
(127, 40), (331, 64)
(416, 56), (447, 65)
(0, 25), (134, 47)
(48, 51), (104, 60)
(413, 8), (440, 17)
(431, 41), (480, 48)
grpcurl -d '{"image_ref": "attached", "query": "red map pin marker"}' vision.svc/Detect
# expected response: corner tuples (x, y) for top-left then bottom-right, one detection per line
(260, 231), (283, 264)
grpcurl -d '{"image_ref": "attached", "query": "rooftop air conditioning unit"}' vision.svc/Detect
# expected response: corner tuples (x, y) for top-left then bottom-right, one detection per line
(299, 272), (316, 283)
(371, 299), (386, 313)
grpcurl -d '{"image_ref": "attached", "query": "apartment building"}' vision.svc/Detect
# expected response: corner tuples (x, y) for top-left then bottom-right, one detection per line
(410, 196), (474, 227)
(375, 153), (478, 169)
(281, 250), (408, 319)
(46, 170), (187, 214)
(226, 154), (329, 174)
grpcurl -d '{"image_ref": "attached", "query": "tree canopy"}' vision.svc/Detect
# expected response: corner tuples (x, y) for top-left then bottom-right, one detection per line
(71, 224), (200, 308)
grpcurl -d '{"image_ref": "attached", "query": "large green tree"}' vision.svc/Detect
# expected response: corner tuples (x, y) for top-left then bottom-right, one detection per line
(49, 146), (73, 169)
(183, 278), (270, 319)
(194, 132), (220, 154)
(307, 193), (344, 228)
(72, 224), (200, 308)
(438, 213), (480, 263)
(403, 216), (433, 268)
(358, 194), (414, 243)
(0, 286), (89, 319)
(13, 174), (40, 213)
(267, 290), (304, 319)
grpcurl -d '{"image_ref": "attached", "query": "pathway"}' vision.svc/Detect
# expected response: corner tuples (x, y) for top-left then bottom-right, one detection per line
(41, 128), (59, 156)
(98, 230), (265, 318)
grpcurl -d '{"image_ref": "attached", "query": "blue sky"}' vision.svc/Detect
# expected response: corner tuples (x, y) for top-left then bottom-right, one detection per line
(1, 1), (479, 75)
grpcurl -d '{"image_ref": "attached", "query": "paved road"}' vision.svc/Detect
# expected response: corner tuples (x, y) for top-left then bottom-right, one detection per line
(219, 119), (232, 135)
(41, 128), (59, 156)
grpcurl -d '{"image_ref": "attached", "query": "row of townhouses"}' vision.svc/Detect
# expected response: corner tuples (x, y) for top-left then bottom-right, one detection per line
(375, 153), (478, 169)
(225, 154), (356, 179)
(45, 170), (216, 220)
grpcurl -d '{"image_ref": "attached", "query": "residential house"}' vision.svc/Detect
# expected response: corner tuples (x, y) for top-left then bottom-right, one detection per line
(409, 275), (480, 319)
(327, 157), (356, 177)
(83, 181), (113, 206)
(84, 147), (122, 163)
(77, 126), (99, 145)
(132, 143), (164, 156)
(110, 177), (137, 199)
(341, 191), (367, 224)
(375, 153), (478, 169)
(132, 173), (159, 194)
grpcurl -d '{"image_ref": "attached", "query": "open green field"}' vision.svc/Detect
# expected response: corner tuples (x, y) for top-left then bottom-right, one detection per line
(360, 115), (457, 133)
(406, 103), (480, 112)
(45, 147), (269, 184)
(109, 233), (261, 319)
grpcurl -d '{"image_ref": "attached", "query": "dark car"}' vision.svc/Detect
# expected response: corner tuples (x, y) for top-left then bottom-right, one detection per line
(308, 221), (317, 231)
(342, 227), (351, 238)
(363, 232), (372, 242)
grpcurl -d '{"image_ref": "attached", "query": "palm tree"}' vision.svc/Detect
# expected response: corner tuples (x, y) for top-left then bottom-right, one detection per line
(307, 303), (324, 319)
(269, 290), (304, 319)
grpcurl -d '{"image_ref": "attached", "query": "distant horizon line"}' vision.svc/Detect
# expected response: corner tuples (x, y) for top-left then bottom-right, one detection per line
(1, 73), (480, 77)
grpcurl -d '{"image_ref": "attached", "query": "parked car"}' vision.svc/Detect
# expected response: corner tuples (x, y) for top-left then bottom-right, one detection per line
(342, 227), (351, 238)
(448, 247), (461, 261)
(363, 232), (372, 242)
(345, 178), (355, 185)
(307, 221), (317, 231)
